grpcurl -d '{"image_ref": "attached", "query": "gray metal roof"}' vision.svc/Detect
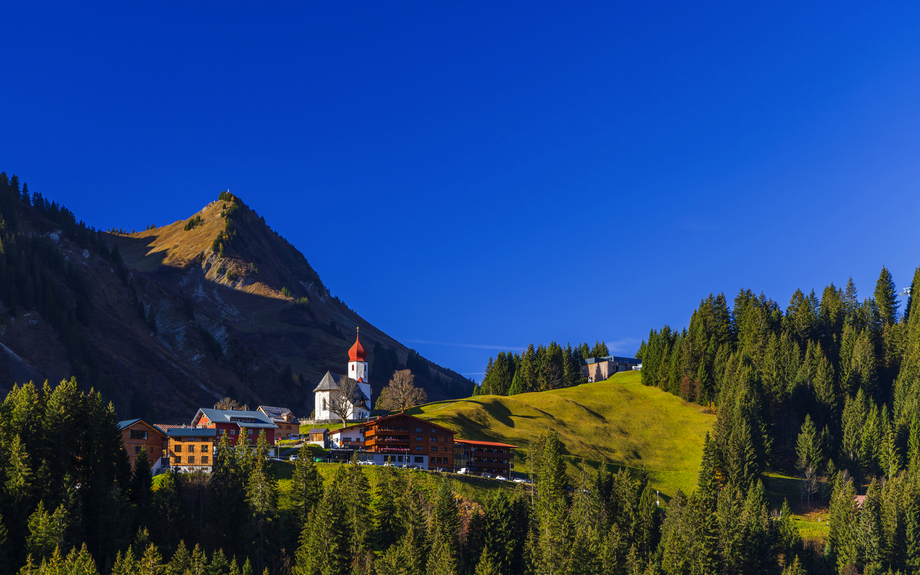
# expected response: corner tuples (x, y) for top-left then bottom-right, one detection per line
(167, 428), (217, 438)
(194, 408), (278, 429)
(307, 428), (328, 434)
(258, 406), (295, 421)
(118, 418), (142, 430)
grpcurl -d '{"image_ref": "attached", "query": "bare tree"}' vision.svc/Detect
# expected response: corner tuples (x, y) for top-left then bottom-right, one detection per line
(214, 397), (247, 410)
(375, 369), (428, 413)
(328, 376), (366, 426)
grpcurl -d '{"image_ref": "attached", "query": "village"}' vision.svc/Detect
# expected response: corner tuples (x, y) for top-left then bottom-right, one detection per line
(118, 331), (520, 480)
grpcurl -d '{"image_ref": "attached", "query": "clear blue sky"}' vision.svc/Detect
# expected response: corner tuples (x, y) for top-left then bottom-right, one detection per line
(4, 2), (920, 380)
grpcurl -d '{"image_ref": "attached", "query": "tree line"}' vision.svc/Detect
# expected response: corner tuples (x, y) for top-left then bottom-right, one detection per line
(475, 341), (611, 396)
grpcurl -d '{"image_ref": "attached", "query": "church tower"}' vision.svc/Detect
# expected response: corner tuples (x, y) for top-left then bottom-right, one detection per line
(348, 328), (372, 416)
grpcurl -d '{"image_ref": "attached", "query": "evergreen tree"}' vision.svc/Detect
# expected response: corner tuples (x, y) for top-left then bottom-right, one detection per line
(129, 448), (153, 528)
(245, 431), (278, 575)
(874, 266), (899, 327)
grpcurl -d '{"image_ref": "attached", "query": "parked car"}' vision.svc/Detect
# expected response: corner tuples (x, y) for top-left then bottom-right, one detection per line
(481, 472), (493, 479)
(457, 468), (470, 475)
(495, 475), (508, 481)
(513, 477), (527, 483)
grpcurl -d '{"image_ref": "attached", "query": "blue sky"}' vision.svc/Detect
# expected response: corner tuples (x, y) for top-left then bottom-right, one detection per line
(4, 2), (920, 380)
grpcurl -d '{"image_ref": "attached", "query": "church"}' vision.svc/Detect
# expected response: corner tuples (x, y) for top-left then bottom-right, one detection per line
(313, 329), (373, 421)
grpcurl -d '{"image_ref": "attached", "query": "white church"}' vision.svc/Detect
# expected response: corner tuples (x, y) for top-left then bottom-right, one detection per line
(313, 328), (372, 421)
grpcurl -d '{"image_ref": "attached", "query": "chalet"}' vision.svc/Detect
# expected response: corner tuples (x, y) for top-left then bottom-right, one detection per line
(328, 412), (456, 470)
(118, 419), (168, 473)
(581, 356), (640, 382)
(454, 439), (517, 477)
(306, 428), (329, 448)
(191, 408), (279, 446)
(257, 406), (300, 439)
(313, 329), (372, 421)
(167, 428), (217, 473)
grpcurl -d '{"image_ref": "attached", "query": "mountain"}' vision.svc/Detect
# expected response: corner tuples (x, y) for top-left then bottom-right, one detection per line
(0, 177), (473, 421)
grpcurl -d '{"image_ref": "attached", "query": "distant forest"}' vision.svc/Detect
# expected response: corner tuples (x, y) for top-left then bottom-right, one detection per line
(475, 341), (612, 396)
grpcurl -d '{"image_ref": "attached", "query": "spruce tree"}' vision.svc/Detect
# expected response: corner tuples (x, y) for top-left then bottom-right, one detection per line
(245, 431), (279, 575)
(874, 266), (899, 327)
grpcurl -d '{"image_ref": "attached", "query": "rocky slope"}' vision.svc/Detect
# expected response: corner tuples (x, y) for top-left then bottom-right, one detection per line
(0, 184), (472, 421)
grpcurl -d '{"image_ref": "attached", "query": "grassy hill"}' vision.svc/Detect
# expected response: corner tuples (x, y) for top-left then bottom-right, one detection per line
(407, 371), (716, 498)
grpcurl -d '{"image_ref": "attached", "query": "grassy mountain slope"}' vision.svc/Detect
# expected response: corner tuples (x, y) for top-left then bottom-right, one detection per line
(408, 371), (716, 497)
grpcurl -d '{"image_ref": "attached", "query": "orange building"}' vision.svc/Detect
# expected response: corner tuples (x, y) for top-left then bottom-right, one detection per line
(118, 419), (168, 473)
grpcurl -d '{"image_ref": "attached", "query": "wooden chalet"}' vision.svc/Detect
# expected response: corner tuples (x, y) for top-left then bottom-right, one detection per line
(328, 412), (456, 469)
(118, 419), (168, 473)
(257, 405), (300, 439)
(453, 439), (517, 477)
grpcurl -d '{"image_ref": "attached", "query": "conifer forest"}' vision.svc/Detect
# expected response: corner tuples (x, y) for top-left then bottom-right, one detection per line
(4, 168), (920, 573)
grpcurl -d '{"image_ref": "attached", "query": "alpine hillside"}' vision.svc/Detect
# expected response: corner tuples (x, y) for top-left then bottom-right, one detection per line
(0, 175), (473, 421)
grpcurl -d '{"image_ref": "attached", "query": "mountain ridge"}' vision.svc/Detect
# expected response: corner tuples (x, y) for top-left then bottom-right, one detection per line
(0, 177), (473, 421)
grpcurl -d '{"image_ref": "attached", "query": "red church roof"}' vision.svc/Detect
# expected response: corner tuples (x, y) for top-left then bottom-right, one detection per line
(348, 329), (367, 362)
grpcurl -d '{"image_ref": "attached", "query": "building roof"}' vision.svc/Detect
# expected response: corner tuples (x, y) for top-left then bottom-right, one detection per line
(118, 419), (167, 436)
(167, 428), (218, 438)
(258, 406), (296, 421)
(118, 418), (142, 430)
(348, 329), (367, 362)
(368, 412), (458, 435)
(313, 371), (370, 403)
(455, 439), (518, 449)
(307, 428), (328, 434)
(193, 408), (279, 429)
(314, 371), (344, 392)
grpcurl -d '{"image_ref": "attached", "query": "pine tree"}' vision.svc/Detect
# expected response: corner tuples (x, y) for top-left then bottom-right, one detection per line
(130, 448), (153, 527)
(875, 266), (899, 327)
(245, 431), (279, 575)
(795, 414), (822, 473)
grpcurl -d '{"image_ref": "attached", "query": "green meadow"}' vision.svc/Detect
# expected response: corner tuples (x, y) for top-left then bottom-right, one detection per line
(406, 371), (716, 498)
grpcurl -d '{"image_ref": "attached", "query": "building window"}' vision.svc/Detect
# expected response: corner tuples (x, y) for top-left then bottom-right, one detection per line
(201, 456), (209, 464)
(129, 430), (147, 440)
(431, 446), (438, 451)
(414, 457), (423, 463)
(230, 430), (236, 435)
(135, 446), (141, 454)
(174, 456), (182, 464)
(416, 427), (422, 432)
(431, 437), (437, 442)
(188, 456), (195, 464)
(175, 444), (182, 452)
(416, 436), (423, 441)
(416, 446), (422, 451)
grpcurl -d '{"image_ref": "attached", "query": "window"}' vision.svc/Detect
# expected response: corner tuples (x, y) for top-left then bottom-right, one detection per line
(431, 437), (437, 442)
(230, 430), (236, 435)
(249, 429), (254, 435)
(416, 446), (423, 451)
(188, 456), (195, 464)
(174, 456), (182, 464)
(414, 457), (423, 463)
(129, 430), (147, 440)
(431, 446), (438, 451)
(397, 456), (404, 462)
(416, 427), (422, 432)
(175, 444), (182, 452)
(201, 456), (209, 464)
(416, 436), (423, 441)
(135, 446), (141, 454)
